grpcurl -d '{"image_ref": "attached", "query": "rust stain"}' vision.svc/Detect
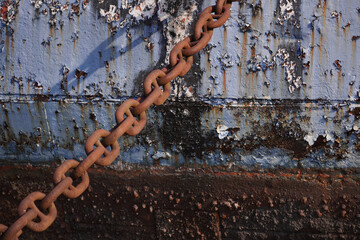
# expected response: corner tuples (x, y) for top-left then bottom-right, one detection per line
(222, 69), (226, 96)
(309, 28), (315, 86)
(273, 35), (277, 50)
(73, 119), (80, 143)
(73, 37), (77, 50)
(99, 51), (103, 67)
(324, 106), (330, 128)
(75, 69), (88, 95)
(310, 28), (315, 62)
(60, 22), (63, 36)
(127, 33), (133, 90)
(263, 72), (269, 96)
(35, 102), (47, 142)
(223, 27), (227, 49)
(204, 50), (212, 96)
(305, 102), (312, 118)
(259, 4), (263, 32)
(80, 104), (87, 140)
(319, 35), (323, 65)
(211, 106), (223, 119)
(250, 72), (255, 96)
(245, 73), (250, 98)
(339, 107), (344, 126)
(105, 103), (113, 125)
(251, 45), (256, 58)
(251, 4), (257, 28)
(222, 27), (228, 97)
(4, 28), (10, 93)
(319, 0), (327, 59)
(149, 41), (154, 68)
(89, 103), (99, 129)
(105, 60), (110, 93)
(33, 95), (50, 102)
(337, 71), (344, 95)
(242, 33), (247, 62)
(11, 78), (14, 93)
(241, 33), (247, 96)
(352, 40), (357, 70)
(3, 104), (12, 142)
(349, 84), (354, 101)
(237, 62), (241, 96)
(49, 25), (55, 37)
(250, 0), (262, 31)
(237, 64), (243, 96)
(322, 0), (327, 30)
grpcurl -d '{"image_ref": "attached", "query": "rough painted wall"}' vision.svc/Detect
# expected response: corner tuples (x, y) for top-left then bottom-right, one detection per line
(0, 0), (359, 169)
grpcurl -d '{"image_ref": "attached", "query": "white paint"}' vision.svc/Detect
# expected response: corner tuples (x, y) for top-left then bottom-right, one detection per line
(278, 0), (296, 25)
(158, 1), (198, 61)
(304, 133), (315, 146)
(128, 0), (157, 21)
(152, 151), (171, 160)
(102, 0), (198, 61)
(1, 0), (360, 169)
(100, 5), (118, 23)
(217, 125), (229, 140)
(325, 131), (334, 142)
(275, 48), (302, 93)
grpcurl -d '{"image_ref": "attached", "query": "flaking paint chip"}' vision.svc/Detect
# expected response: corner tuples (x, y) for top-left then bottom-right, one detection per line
(217, 125), (229, 140)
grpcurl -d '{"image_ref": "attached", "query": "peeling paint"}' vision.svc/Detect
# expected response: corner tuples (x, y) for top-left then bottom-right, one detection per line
(0, 0), (359, 169)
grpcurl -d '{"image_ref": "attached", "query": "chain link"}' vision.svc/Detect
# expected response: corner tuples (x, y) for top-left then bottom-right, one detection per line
(115, 99), (147, 136)
(144, 70), (171, 105)
(0, 225), (7, 234)
(86, 129), (121, 166)
(132, 87), (163, 115)
(17, 192), (57, 232)
(74, 145), (106, 178)
(53, 159), (90, 198)
(194, 13), (214, 40)
(101, 113), (136, 147)
(215, 0), (227, 14)
(202, 3), (232, 29)
(0, 225), (10, 239)
(157, 59), (187, 85)
(0, 0), (241, 238)
(170, 38), (193, 76)
(2, 212), (30, 240)
(40, 177), (73, 210)
(182, 33), (213, 57)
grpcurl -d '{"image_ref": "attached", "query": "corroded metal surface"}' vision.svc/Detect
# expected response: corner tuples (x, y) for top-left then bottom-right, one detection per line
(1, 0), (240, 238)
(0, 0), (359, 239)
(0, 166), (359, 239)
(0, 0), (359, 168)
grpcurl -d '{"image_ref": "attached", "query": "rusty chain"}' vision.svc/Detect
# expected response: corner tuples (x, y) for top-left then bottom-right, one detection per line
(0, 0), (240, 239)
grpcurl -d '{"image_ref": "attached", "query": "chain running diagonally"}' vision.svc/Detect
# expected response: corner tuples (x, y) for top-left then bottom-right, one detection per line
(0, 0), (240, 239)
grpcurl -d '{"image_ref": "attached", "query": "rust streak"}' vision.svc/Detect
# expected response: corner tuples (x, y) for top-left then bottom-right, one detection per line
(222, 69), (226, 96)
(310, 28), (315, 80)
(337, 71), (343, 95)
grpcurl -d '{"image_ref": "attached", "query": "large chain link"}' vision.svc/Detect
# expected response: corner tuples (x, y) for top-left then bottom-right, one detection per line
(0, 0), (240, 239)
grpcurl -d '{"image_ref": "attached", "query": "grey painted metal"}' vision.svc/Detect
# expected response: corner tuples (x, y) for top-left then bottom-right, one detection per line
(0, 0), (359, 168)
